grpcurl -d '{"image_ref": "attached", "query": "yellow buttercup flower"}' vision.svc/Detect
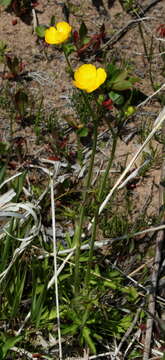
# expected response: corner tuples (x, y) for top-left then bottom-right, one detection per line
(73, 64), (107, 93)
(45, 22), (72, 45)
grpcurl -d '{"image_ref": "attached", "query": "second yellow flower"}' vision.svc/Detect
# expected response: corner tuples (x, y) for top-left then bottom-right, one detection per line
(45, 22), (72, 45)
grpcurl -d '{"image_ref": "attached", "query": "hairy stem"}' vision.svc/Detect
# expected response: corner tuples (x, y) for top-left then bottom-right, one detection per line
(74, 92), (98, 296)
(62, 45), (73, 75)
(84, 133), (118, 289)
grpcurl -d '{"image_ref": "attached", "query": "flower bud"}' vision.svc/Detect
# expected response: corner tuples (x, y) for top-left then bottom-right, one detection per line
(124, 106), (135, 117)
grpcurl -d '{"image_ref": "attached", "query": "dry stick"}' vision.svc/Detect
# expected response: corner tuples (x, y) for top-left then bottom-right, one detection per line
(55, 223), (165, 256)
(137, 83), (165, 109)
(113, 305), (143, 359)
(50, 163), (62, 360)
(124, 329), (141, 358)
(143, 121), (165, 359)
(48, 250), (74, 288)
(11, 346), (34, 359)
(32, 7), (38, 32)
(90, 17), (152, 60)
(16, 311), (31, 336)
(89, 352), (118, 360)
(142, 0), (163, 14)
(106, 259), (148, 293)
(89, 0), (163, 73)
(93, 0), (162, 54)
(128, 261), (153, 277)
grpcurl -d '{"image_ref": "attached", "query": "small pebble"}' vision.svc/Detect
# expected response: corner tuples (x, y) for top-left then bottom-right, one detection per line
(12, 19), (17, 25)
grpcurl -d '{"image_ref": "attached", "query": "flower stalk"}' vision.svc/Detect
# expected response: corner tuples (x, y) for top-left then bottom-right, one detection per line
(84, 132), (118, 289)
(74, 92), (99, 297)
(62, 45), (73, 75)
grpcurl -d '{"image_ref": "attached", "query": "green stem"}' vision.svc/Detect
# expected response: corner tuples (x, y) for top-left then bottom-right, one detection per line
(62, 45), (73, 75)
(84, 133), (118, 289)
(74, 92), (98, 297)
(98, 134), (117, 200)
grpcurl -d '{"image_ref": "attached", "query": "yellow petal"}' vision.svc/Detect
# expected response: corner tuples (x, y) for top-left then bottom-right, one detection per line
(56, 21), (72, 36)
(73, 80), (87, 90)
(86, 68), (107, 92)
(73, 64), (107, 93)
(86, 83), (100, 93)
(45, 27), (61, 44)
(96, 68), (107, 86)
(45, 26), (57, 44)
(45, 22), (72, 44)
(74, 64), (97, 91)
(74, 64), (96, 83)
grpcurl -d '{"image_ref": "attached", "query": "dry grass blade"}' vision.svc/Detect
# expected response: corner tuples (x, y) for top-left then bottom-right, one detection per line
(40, 223), (165, 256)
(50, 162), (62, 360)
(0, 172), (23, 190)
(113, 306), (143, 358)
(10, 346), (34, 359)
(3, 202), (41, 241)
(48, 250), (74, 288)
(137, 82), (165, 108)
(0, 189), (16, 206)
(118, 159), (150, 189)
(0, 174), (41, 283)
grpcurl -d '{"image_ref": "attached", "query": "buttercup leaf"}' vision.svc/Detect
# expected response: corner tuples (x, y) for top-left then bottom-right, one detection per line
(79, 21), (88, 40)
(36, 25), (47, 38)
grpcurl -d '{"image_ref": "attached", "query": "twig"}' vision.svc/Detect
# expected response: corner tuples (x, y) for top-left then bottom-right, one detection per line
(143, 117), (165, 359)
(32, 7), (38, 32)
(143, 231), (164, 359)
(16, 311), (31, 336)
(106, 260), (148, 294)
(48, 250), (74, 288)
(118, 159), (150, 189)
(38, 223), (165, 256)
(128, 261), (153, 277)
(11, 346), (34, 359)
(91, 17), (154, 58)
(113, 305), (143, 359)
(142, 0), (163, 15)
(89, 352), (118, 360)
(137, 82), (165, 109)
(94, 0), (162, 55)
(90, 0), (163, 67)
(124, 329), (141, 358)
(50, 162), (62, 359)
